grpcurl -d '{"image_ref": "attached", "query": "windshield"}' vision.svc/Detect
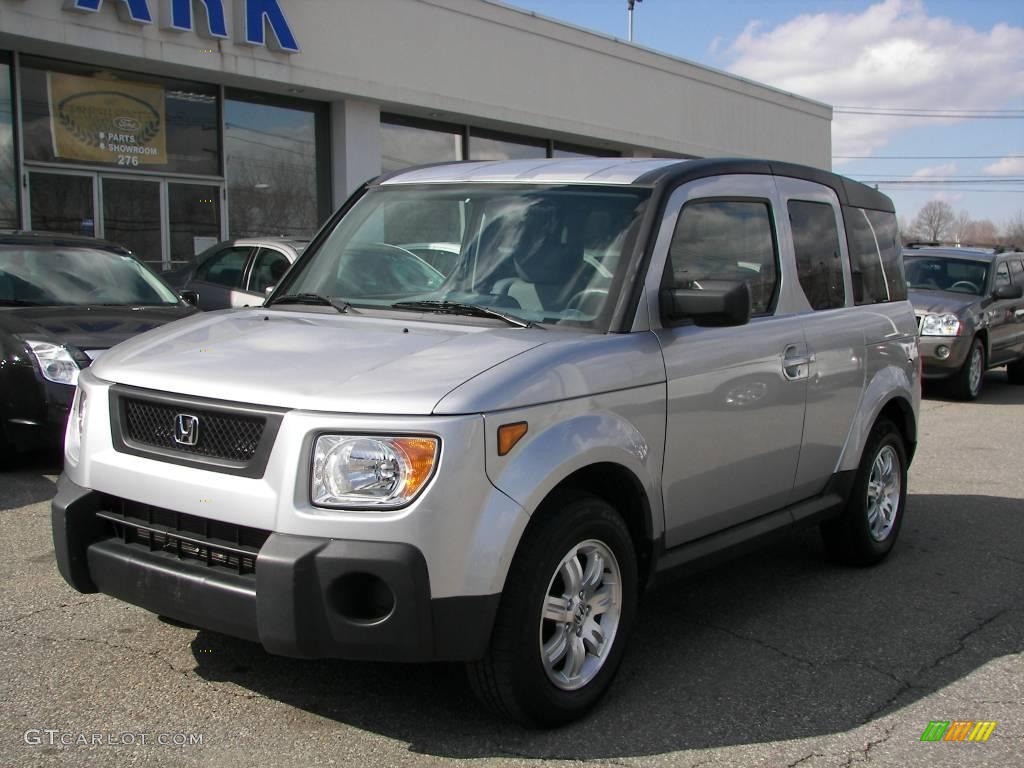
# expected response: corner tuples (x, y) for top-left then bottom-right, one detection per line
(279, 184), (651, 328)
(0, 246), (181, 307)
(904, 256), (989, 296)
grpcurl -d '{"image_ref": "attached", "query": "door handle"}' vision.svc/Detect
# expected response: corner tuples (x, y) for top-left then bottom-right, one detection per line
(783, 345), (812, 381)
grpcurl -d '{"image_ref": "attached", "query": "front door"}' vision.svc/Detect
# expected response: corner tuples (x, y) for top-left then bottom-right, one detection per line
(653, 176), (807, 548)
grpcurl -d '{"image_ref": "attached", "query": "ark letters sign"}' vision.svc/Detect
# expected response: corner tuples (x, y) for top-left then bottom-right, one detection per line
(62, 0), (299, 53)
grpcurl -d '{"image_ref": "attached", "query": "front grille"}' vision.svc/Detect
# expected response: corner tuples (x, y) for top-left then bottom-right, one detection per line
(97, 497), (271, 576)
(123, 398), (264, 462)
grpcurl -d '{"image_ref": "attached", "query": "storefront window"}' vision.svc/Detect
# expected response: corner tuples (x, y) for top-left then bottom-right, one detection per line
(169, 183), (222, 267)
(469, 130), (546, 161)
(0, 58), (16, 229)
(19, 57), (219, 177)
(225, 95), (325, 239)
(381, 116), (463, 173)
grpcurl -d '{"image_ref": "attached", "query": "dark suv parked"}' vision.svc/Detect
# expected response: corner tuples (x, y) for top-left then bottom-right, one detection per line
(903, 244), (1024, 399)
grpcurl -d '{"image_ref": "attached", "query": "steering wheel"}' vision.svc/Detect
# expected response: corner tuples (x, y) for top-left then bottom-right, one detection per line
(567, 288), (609, 316)
(949, 280), (979, 294)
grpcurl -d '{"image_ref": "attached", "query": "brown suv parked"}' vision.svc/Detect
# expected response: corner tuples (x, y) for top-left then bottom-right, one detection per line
(904, 244), (1024, 399)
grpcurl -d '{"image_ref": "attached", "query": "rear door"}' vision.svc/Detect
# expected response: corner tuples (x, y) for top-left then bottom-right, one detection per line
(653, 175), (808, 547)
(1009, 258), (1024, 357)
(774, 178), (867, 501)
(988, 260), (1018, 365)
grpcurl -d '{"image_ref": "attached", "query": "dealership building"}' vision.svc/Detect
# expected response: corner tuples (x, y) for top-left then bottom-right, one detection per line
(0, 0), (832, 269)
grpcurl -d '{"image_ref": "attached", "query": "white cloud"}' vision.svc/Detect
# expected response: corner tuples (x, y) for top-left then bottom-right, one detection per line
(912, 162), (957, 177)
(724, 0), (1024, 157)
(984, 156), (1024, 175)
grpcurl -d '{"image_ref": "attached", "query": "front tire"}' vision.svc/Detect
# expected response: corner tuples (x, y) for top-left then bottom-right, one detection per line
(949, 337), (985, 400)
(821, 419), (908, 566)
(467, 493), (638, 727)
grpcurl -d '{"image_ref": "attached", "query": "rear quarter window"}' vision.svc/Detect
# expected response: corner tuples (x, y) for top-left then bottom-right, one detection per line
(864, 209), (906, 301)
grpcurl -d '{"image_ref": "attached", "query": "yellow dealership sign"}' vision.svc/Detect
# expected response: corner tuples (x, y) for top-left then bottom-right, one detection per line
(49, 72), (166, 166)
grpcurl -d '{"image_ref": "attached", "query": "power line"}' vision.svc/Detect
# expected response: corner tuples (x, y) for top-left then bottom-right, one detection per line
(834, 106), (1024, 113)
(834, 154), (1024, 160)
(834, 109), (1024, 119)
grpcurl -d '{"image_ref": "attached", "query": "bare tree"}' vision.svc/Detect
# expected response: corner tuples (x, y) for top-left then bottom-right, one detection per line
(912, 200), (955, 242)
(952, 209), (971, 244)
(1003, 210), (1024, 248)
(962, 219), (998, 245)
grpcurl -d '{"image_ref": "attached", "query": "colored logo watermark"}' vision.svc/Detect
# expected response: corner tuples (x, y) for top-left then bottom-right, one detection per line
(920, 721), (996, 742)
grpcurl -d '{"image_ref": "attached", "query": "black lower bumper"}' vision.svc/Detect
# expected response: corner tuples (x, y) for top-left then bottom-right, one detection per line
(51, 474), (499, 662)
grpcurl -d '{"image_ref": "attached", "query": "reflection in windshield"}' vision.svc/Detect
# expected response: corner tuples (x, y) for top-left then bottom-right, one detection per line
(0, 247), (181, 306)
(280, 185), (651, 328)
(904, 257), (989, 296)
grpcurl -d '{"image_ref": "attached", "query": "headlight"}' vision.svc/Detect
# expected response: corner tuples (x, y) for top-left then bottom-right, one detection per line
(24, 340), (83, 385)
(65, 386), (88, 464)
(920, 313), (961, 337)
(311, 435), (439, 509)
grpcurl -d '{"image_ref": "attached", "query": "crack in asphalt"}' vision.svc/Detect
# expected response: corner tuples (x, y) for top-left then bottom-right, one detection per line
(860, 609), (1011, 723)
(840, 724), (895, 767)
(1, 624), (271, 705)
(787, 751), (825, 767)
(0, 598), (95, 630)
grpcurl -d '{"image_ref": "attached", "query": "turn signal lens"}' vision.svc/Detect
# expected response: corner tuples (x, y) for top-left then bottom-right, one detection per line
(497, 422), (528, 456)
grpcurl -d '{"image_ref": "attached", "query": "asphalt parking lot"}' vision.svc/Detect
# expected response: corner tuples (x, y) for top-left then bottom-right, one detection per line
(1, 374), (1021, 768)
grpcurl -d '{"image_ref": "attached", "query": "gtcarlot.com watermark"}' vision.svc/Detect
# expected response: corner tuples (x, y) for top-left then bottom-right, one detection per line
(24, 729), (204, 747)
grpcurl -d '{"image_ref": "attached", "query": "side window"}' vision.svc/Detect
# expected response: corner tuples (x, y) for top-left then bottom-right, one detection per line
(789, 200), (845, 310)
(845, 207), (888, 304)
(1008, 259), (1023, 283)
(864, 209), (906, 301)
(248, 248), (291, 293)
(667, 200), (778, 315)
(995, 262), (1011, 288)
(194, 247), (250, 288)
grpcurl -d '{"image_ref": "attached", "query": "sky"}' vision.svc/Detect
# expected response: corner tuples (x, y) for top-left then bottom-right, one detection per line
(502, 0), (1024, 232)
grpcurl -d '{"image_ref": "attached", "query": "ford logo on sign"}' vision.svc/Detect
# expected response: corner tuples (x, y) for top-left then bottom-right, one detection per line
(113, 116), (141, 133)
(174, 414), (200, 447)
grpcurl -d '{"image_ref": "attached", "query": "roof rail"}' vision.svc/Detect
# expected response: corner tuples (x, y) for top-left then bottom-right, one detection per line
(904, 240), (1016, 253)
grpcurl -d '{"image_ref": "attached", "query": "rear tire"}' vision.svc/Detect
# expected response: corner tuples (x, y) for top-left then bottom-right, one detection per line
(821, 419), (908, 566)
(949, 337), (985, 400)
(1007, 359), (1024, 385)
(467, 492), (638, 728)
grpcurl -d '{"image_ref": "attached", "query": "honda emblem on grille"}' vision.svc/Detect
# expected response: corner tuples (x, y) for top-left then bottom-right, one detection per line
(174, 414), (200, 446)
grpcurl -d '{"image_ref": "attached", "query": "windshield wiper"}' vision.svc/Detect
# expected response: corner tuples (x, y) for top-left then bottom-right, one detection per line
(265, 293), (350, 314)
(391, 300), (537, 329)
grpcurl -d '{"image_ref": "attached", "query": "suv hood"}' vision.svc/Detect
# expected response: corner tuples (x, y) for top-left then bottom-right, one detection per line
(907, 289), (979, 315)
(90, 309), (548, 414)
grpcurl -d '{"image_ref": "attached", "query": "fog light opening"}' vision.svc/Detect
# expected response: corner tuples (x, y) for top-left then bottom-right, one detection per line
(331, 572), (396, 624)
(936, 345), (950, 360)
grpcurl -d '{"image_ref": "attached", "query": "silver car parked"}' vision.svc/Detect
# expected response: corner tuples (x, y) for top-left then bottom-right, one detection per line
(53, 159), (919, 727)
(163, 237), (307, 310)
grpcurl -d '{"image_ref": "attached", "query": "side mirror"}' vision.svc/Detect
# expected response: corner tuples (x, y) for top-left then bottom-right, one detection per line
(993, 284), (1023, 300)
(264, 285), (276, 297)
(180, 290), (200, 306)
(660, 279), (752, 327)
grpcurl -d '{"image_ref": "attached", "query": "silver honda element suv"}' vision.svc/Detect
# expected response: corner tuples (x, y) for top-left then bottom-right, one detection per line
(53, 158), (919, 726)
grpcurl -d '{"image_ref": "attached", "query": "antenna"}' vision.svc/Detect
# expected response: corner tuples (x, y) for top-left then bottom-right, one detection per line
(627, 0), (643, 42)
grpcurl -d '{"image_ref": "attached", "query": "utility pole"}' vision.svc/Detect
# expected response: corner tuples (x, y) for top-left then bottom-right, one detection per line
(627, 0), (642, 42)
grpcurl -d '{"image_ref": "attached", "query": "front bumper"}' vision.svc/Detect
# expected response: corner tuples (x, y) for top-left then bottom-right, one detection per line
(917, 335), (972, 379)
(52, 474), (499, 662)
(2, 377), (74, 453)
